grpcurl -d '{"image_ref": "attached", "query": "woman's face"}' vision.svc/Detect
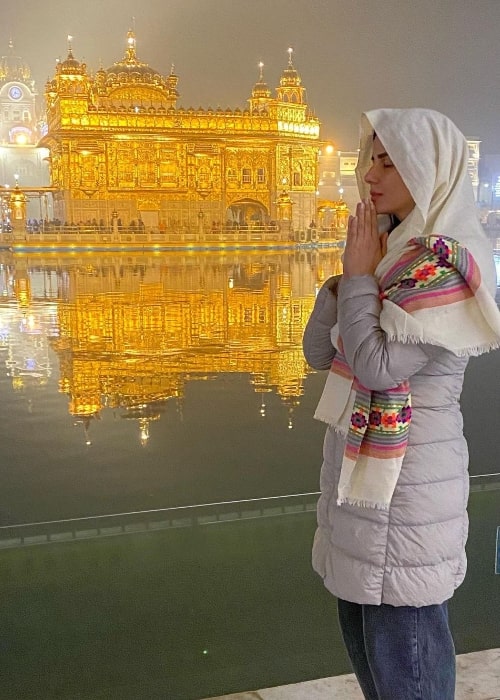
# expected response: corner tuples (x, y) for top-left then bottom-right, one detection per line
(364, 135), (415, 221)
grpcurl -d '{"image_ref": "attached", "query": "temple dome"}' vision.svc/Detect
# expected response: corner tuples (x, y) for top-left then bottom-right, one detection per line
(279, 66), (301, 86)
(105, 29), (162, 84)
(106, 60), (161, 79)
(58, 50), (84, 74)
(0, 39), (34, 87)
(252, 81), (271, 96)
(275, 48), (306, 105)
(279, 50), (302, 87)
(55, 38), (88, 77)
(248, 61), (272, 113)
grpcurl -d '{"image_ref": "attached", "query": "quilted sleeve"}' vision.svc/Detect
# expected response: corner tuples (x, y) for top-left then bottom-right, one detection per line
(338, 275), (441, 390)
(302, 276), (340, 370)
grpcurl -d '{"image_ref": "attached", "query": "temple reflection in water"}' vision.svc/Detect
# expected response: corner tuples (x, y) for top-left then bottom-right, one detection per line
(0, 249), (343, 443)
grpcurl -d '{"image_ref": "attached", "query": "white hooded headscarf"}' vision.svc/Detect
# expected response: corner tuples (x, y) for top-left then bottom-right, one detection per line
(356, 108), (497, 296)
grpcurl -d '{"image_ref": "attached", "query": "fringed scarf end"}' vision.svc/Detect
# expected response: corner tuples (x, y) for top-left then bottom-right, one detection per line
(453, 340), (500, 357)
(337, 496), (390, 511)
(384, 334), (500, 358)
(313, 411), (349, 436)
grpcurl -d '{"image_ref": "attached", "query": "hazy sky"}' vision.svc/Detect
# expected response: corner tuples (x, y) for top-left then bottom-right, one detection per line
(3, 0), (500, 153)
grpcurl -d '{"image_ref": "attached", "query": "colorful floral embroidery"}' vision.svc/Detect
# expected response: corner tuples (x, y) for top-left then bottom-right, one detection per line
(399, 278), (417, 288)
(380, 235), (474, 312)
(351, 412), (368, 429)
(381, 413), (399, 428)
(398, 405), (412, 423)
(414, 263), (437, 281)
(433, 237), (450, 258)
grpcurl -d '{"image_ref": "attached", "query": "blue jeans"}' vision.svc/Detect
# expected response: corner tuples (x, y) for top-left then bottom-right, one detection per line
(337, 598), (456, 700)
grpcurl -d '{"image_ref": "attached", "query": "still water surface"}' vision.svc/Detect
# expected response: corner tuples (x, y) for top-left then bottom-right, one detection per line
(0, 248), (499, 699)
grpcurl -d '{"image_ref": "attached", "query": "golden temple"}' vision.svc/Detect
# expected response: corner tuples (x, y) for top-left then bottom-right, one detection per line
(36, 32), (326, 242)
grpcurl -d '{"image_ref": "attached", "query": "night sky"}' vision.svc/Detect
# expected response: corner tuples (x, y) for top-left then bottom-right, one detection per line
(3, 0), (500, 153)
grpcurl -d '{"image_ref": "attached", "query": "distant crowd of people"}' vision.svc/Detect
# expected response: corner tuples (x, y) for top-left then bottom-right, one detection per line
(24, 217), (146, 233)
(2, 216), (344, 238)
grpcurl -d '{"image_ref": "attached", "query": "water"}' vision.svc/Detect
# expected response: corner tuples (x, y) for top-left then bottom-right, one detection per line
(0, 248), (499, 699)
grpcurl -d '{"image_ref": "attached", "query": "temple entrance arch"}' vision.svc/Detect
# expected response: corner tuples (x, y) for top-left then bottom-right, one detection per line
(225, 199), (269, 229)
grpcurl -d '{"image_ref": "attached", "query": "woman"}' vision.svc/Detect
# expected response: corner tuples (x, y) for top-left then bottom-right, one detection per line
(303, 109), (500, 699)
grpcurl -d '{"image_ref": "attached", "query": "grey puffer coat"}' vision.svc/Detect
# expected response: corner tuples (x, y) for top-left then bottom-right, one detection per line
(303, 275), (470, 607)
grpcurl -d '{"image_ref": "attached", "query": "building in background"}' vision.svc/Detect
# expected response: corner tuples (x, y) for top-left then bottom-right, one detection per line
(0, 33), (489, 242)
(0, 40), (50, 225)
(467, 140), (480, 202)
(477, 153), (500, 225)
(38, 32), (322, 239)
(317, 145), (357, 227)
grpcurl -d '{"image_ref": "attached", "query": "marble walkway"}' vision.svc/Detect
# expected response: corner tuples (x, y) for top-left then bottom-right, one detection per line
(202, 648), (500, 700)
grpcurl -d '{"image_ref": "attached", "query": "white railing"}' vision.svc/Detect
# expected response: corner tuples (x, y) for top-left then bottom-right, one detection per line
(0, 473), (497, 549)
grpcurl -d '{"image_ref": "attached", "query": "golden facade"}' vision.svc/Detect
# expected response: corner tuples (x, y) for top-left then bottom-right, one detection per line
(40, 33), (322, 238)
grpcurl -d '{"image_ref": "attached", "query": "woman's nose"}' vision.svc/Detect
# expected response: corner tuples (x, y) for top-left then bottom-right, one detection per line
(364, 166), (376, 183)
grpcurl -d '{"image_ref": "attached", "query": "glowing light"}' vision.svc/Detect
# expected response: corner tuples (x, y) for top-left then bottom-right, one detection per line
(15, 133), (28, 145)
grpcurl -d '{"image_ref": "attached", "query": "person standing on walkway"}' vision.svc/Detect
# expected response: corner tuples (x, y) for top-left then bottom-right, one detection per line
(303, 108), (500, 699)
